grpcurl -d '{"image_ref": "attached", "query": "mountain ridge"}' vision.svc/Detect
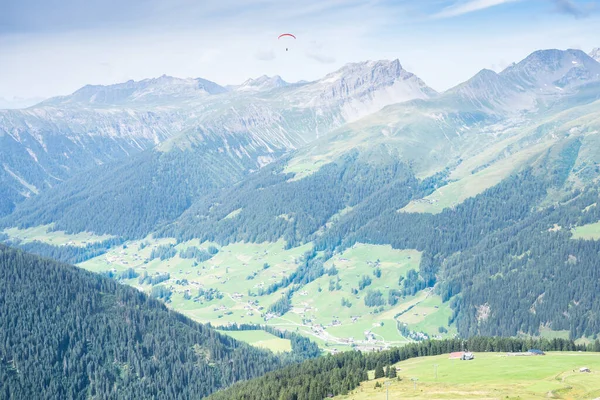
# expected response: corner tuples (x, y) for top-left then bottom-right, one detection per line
(0, 57), (435, 218)
(2, 48), (599, 231)
(40, 75), (228, 106)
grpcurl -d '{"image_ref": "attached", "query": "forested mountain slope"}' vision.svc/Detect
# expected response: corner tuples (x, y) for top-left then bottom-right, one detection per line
(165, 50), (600, 245)
(161, 139), (600, 339)
(2, 141), (253, 238)
(1, 60), (433, 233)
(0, 245), (294, 399)
(0, 101), (181, 216)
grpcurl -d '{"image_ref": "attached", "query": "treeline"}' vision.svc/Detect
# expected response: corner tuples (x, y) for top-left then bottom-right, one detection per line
(217, 324), (321, 361)
(165, 151), (419, 247)
(2, 237), (124, 264)
(1, 142), (254, 239)
(150, 243), (177, 260)
(148, 244), (220, 262)
(209, 336), (600, 400)
(0, 245), (291, 399)
(257, 249), (326, 297)
(267, 291), (293, 316)
(138, 271), (170, 285)
(101, 267), (138, 280)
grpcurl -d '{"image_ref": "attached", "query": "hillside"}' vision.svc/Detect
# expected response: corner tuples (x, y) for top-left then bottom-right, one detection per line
(3, 48), (600, 348)
(208, 337), (600, 400)
(0, 60), (433, 222)
(0, 244), (299, 399)
(336, 352), (600, 399)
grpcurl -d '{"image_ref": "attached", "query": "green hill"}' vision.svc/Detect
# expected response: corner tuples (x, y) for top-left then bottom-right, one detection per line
(336, 352), (600, 399)
(208, 337), (600, 400)
(0, 244), (292, 399)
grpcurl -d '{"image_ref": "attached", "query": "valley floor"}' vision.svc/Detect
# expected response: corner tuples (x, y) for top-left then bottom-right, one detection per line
(4, 225), (453, 352)
(77, 237), (441, 351)
(7, 224), (594, 353)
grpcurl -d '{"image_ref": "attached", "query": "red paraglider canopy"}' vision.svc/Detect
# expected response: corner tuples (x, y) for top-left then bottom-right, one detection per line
(278, 33), (296, 39)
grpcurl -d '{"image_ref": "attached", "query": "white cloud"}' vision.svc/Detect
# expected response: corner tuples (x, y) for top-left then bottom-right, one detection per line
(431, 0), (521, 19)
(1, 0), (600, 98)
(306, 52), (337, 64)
(305, 41), (336, 64)
(255, 49), (276, 61)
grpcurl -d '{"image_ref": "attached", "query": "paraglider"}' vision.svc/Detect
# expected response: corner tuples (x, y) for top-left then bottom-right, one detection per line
(278, 33), (296, 51)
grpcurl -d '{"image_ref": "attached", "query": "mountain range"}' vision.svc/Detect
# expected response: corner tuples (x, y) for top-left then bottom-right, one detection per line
(2, 49), (598, 220)
(0, 58), (436, 233)
(2, 47), (600, 342)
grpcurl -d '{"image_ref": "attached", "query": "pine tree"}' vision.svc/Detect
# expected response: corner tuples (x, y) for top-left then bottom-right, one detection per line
(374, 364), (385, 379)
(389, 366), (397, 378)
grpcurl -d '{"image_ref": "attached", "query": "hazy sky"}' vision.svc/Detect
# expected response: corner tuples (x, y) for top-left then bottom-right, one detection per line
(1, 0), (599, 99)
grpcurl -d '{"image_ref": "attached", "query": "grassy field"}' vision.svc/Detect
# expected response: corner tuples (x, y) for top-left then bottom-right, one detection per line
(79, 237), (311, 325)
(539, 326), (570, 340)
(2, 225), (455, 350)
(216, 330), (292, 353)
(287, 243), (420, 346)
(396, 295), (457, 337)
(286, 244), (456, 346)
(336, 352), (600, 399)
(400, 140), (554, 214)
(3, 224), (114, 246)
(571, 221), (600, 240)
(78, 238), (455, 349)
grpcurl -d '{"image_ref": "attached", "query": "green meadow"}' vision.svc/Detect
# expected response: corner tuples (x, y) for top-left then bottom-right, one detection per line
(3, 224), (459, 350)
(336, 352), (600, 399)
(571, 221), (600, 240)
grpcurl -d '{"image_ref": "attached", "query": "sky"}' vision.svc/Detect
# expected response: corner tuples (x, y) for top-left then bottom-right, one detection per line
(1, 0), (600, 101)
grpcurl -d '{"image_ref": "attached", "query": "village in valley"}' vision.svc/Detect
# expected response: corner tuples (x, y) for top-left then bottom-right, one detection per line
(71, 234), (457, 352)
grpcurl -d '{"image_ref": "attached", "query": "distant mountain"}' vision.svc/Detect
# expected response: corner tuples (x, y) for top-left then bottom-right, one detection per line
(1, 59), (434, 234)
(292, 59), (437, 122)
(446, 49), (600, 114)
(590, 47), (600, 62)
(42, 75), (227, 106)
(230, 75), (289, 91)
(503, 49), (600, 89)
(0, 244), (287, 398)
(0, 105), (180, 216)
